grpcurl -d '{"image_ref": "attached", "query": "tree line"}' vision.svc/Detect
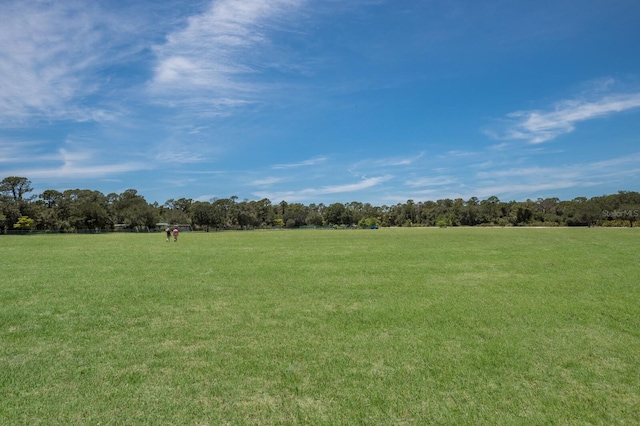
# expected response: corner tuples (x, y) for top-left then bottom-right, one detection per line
(1, 176), (638, 233)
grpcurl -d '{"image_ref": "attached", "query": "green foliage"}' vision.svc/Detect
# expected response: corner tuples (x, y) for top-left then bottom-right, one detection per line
(13, 215), (34, 230)
(112, 189), (158, 228)
(358, 216), (379, 228)
(2, 176), (639, 231)
(0, 176), (33, 201)
(323, 202), (346, 225)
(305, 211), (324, 227)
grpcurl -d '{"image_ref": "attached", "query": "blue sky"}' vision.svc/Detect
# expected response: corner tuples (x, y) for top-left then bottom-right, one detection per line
(1, 0), (639, 206)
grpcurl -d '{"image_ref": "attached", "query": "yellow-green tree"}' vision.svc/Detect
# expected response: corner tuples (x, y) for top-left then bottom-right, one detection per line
(13, 216), (34, 230)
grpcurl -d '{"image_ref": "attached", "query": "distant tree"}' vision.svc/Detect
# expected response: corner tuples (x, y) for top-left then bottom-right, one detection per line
(516, 204), (533, 225)
(387, 203), (405, 226)
(191, 201), (214, 230)
(358, 216), (379, 228)
(253, 198), (275, 226)
(211, 199), (232, 228)
(324, 203), (346, 225)
(434, 199), (454, 225)
(112, 189), (157, 228)
(305, 211), (324, 227)
(460, 198), (480, 226)
(524, 200), (539, 224)
(282, 203), (308, 227)
(480, 196), (501, 224)
(237, 200), (260, 229)
(0, 177), (34, 201)
(4, 175), (639, 231)
(39, 189), (63, 208)
(163, 198), (191, 225)
(279, 200), (288, 216)
(0, 200), (20, 233)
(570, 199), (600, 227)
(58, 189), (112, 230)
(13, 216), (34, 230)
(617, 203), (639, 227)
(436, 217), (449, 228)
(0, 177), (35, 231)
(346, 201), (365, 225)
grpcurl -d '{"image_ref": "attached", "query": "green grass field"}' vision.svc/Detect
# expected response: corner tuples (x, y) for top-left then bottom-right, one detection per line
(1, 228), (639, 424)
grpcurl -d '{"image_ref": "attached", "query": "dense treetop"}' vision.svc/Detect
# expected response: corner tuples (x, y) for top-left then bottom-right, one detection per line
(1, 176), (638, 232)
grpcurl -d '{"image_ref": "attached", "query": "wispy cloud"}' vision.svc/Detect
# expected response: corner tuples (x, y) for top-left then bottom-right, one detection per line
(254, 175), (392, 202)
(383, 152), (640, 204)
(384, 152), (425, 166)
(348, 152), (427, 176)
(250, 177), (286, 186)
(0, 139), (57, 163)
(406, 176), (458, 188)
(271, 156), (327, 169)
(0, 2), (145, 124)
(3, 147), (152, 180)
(7, 162), (151, 181)
(499, 92), (640, 143)
(321, 175), (393, 194)
(472, 181), (582, 199)
(360, 152), (425, 167)
(476, 166), (581, 180)
(150, 0), (305, 110)
(440, 150), (477, 158)
(472, 153), (640, 198)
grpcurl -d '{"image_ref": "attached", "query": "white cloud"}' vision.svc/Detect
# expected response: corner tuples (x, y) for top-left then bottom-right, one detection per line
(501, 92), (640, 143)
(440, 150), (477, 158)
(476, 166), (580, 180)
(0, 3), (91, 122)
(0, 1), (149, 124)
(271, 156), (328, 169)
(384, 152), (425, 166)
(321, 175), (393, 194)
(471, 153), (640, 199)
(406, 176), (458, 188)
(150, 0), (305, 107)
(358, 152), (425, 168)
(3, 146), (153, 180)
(254, 175), (392, 202)
(0, 139), (57, 163)
(7, 162), (151, 180)
(471, 181), (582, 199)
(250, 177), (286, 186)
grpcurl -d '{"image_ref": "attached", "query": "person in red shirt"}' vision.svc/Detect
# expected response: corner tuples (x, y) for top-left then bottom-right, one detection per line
(172, 227), (179, 242)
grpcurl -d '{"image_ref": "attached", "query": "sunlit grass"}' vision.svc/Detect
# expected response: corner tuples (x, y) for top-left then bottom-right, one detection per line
(1, 228), (639, 424)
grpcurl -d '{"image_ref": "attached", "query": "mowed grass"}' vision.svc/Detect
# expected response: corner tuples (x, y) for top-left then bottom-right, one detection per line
(1, 228), (639, 424)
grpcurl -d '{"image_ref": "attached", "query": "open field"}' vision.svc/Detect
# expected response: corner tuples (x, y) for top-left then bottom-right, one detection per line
(1, 228), (639, 424)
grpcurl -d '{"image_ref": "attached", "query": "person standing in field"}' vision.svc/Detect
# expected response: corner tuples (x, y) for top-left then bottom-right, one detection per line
(173, 227), (179, 242)
(165, 227), (171, 242)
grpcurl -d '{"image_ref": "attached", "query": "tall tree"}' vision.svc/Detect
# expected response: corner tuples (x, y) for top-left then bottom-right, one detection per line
(0, 176), (34, 201)
(112, 189), (157, 228)
(191, 201), (214, 230)
(324, 203), (346, 225)
(0, 177), (34, 231)
(59, 189), (112, 230)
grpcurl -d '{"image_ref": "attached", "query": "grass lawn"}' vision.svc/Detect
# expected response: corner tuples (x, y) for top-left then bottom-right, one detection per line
(1, 227), (639, 424)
